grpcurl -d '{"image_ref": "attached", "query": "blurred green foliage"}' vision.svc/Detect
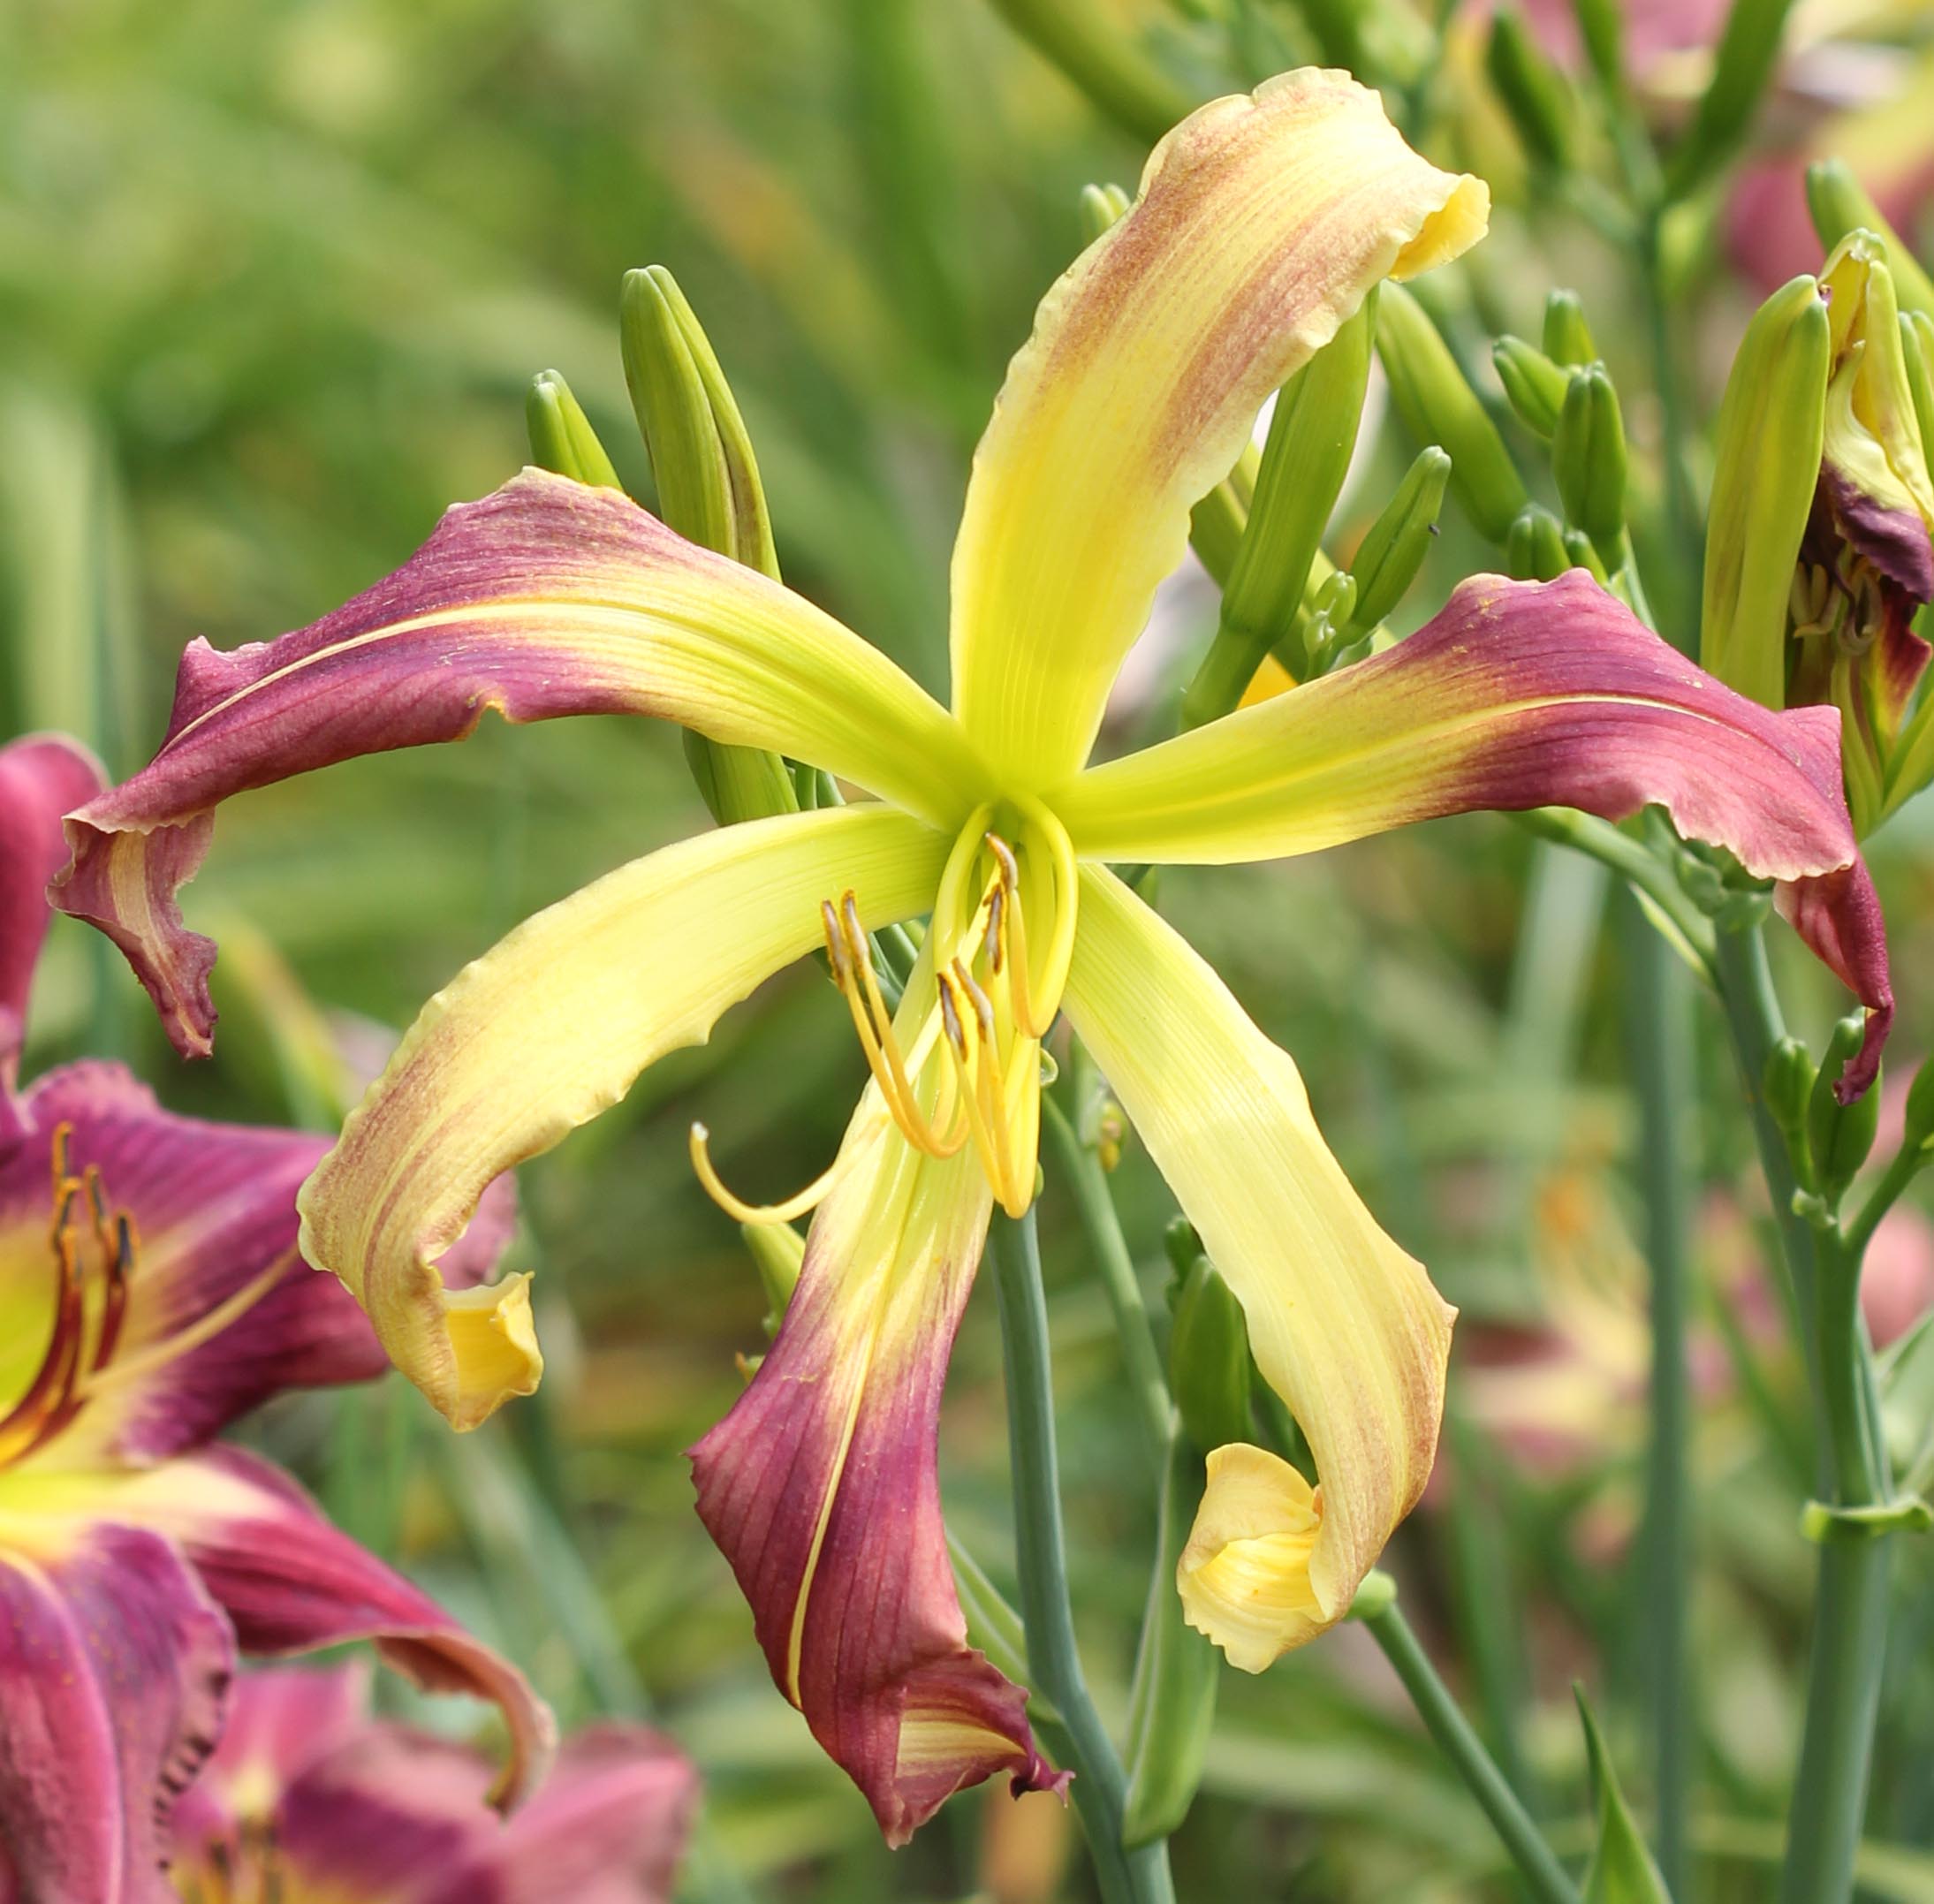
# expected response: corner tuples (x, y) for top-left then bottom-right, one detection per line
(11, 2), (1934, 1900)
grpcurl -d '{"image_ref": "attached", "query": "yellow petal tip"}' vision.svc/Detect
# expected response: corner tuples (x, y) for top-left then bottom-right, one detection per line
(436, 1273), (544, 1431)
(1391, 173), (1491, 283)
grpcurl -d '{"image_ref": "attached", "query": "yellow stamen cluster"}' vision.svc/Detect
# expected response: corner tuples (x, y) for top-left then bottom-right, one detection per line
(693, 806), (1078, 1229)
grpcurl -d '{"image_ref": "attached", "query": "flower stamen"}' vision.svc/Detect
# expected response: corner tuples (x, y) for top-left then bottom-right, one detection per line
(689, 1122), (853, 1226)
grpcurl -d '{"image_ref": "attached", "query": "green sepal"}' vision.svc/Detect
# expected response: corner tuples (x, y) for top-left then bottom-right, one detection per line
(1699, 274), (1830, 708)
(1664, 0), (1801, 202)
(1505, 502), (1571, 582)
(740, 1220), (805, 1339)
(1167, 1255), (1254, 1453)
(1553, 364), (1628, 557)
(1808, 1014), (1881, 1202)
(1378, 282), (1528, 544)
(1080, 180), (1132, 243)
(1122, 1435), (1220, 1846)
(1485, 8), (1574, 172)
(1493, 336), (1569, 438)
(1183, 292), (1377, 726)
(1575, 1688), (1673, 1902)
(1344, 445), (1451, 633)
(1543, 290), (1596, 369)
(1807, 159), (1934, 322)
(525, 370), (623, 489)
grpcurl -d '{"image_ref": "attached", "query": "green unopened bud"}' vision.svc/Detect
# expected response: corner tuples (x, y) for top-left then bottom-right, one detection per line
(1807, 159), (1934, 322)
(525, 370), (622, 489)
(1485, 10), (1574, 172)
(1665, 0), (1799, 202)
(1561, 527), (1609, 584)
(1543, 290), (1596, 368)
(1346, 1568), (1399, 1621)
(1505, 503), (1571, 582)
(1377, 282), (1528, 544)
(1182, 293), (1376, 727)
(741, 1220), (804, 1339)
(1080, 181), (1132, 243)
(1699, 274), (1831, 708)
(620, 266), (796, 825)
(1902, 1056), (1934, 1156)
(1168, 1256), (1253, 1454)
(1764, 1035), (1818, 1185)
(1344, 446), (1450, 633)
(1902, 312), (1934, 480)
(1122, 1437), (1218, 1846)
(1809, 1014), (1881, 1202)
(1493, 336), (1569, 438)
(1553, 365), (1627, 558)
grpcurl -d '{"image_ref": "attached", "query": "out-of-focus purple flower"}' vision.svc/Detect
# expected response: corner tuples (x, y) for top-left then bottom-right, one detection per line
(0, 733), (551, 1903)
(169, 1665), (695, 1904)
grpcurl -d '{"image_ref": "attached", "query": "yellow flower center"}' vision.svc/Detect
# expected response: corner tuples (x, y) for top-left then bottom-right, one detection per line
(693, 799), (1077, 1224)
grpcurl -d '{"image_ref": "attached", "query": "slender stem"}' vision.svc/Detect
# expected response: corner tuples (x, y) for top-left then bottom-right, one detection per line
(1362, 1599), (1581, 1904)
(990, 1211), (1175, 1904)
(1621, 899), (1696, 1900)
(1713, 924), (1896, 1903)
(1042, 1088), (1174, 1474)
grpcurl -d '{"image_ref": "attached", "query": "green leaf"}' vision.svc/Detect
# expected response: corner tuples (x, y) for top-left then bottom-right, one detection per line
(1576, 1688), (1673, 1902)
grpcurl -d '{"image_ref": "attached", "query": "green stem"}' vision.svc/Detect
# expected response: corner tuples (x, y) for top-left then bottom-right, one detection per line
(1042, 1086), (1174, 1474)
(1621, 899), (1695, 1899)
(1362, 1598), (1581, 1904)
(990, 1211), (1175, 1904)
(1513, 808), (1715, 976)
(1713, 925), (1895, 1903)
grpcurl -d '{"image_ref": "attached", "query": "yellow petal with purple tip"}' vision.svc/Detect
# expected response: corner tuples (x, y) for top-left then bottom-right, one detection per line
(948, 68), (1487, 788)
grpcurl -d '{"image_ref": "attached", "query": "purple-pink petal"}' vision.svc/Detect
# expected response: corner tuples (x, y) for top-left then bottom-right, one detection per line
(689, 1136), (1061, 1845)
(0, 1522), (231, 1904)
(0, 733), (104, 1141)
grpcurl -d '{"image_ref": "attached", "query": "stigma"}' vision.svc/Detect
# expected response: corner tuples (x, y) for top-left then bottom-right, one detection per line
(694, 806), (1077, 1226)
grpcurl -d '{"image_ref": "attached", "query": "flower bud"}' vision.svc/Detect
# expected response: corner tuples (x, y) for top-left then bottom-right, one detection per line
(1493, 336), (1568, 438)
(1343, 445), (1451, 633)
(1664, 0), (1794, 202)
(1377, 282), (1528, 543)
(1561, 527), (1609, 585)
(1543, 290), (1596, 369)
(1901, 1055), (1934, 1157)
(1552, 364), (1627, 559)
(619, 266), (799, 826)
(1807, 159), (1934, 323)
(1168, 1255), (1254, 1455)
(1485, 10), (1574, 173)
(1700, 275), (1831, 710)
(1505, 502), (1571, 582)
(1182, 294), (1377, 727)
(1080, 181), (1132, 244)
(741, 1220), (804, 1339)
(525, 370), (622, 489)
(1764, 1035), (1819, 1184)
(1809, 1014), (1882, 1201)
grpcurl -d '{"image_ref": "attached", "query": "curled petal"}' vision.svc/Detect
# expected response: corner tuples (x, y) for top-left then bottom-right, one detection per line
(690, 1099), (1060, 1844)
(97, 1445), (555, 1810)
(949, 68), (1486, 787)
(300, 805), (946, 1430)
(1064, 868), (1452, 1657)
(51, 468), (987, 1058)
(1177, 1444), (1326, 1673)
(0, 733), (104, 1140)
(0, 1519), (231, 1904)
(1058, 571), (1892, 1092)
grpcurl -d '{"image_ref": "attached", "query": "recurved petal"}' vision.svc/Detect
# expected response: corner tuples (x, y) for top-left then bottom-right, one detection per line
(300, 803), (947, 1431)
(0, 733), (104, 1139)
(51, 468), (988, 1058)
(948, 68), (1486, 788)
(95, 1445), (555, 1810)
(1058, 571), (1892, 1093)
(1064, 868), (1452, 1662)
(1176, 1444), (1326, 1673)
(689, 1096), (1059, 1845)
(0, 1517), (232, 1904)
